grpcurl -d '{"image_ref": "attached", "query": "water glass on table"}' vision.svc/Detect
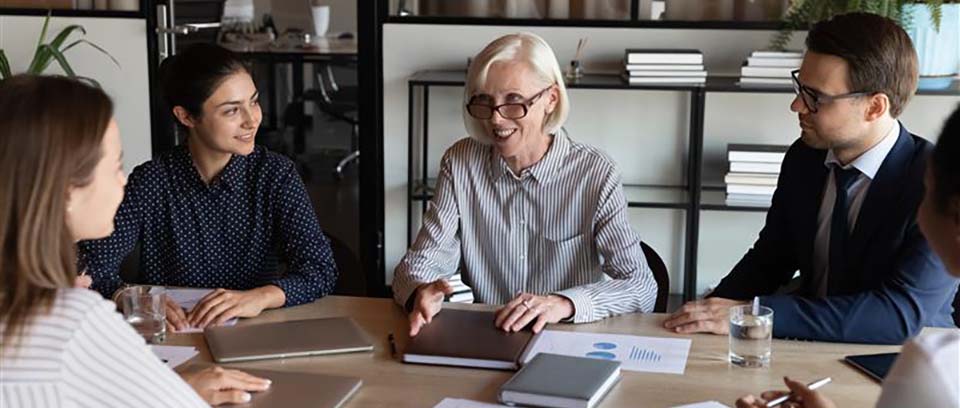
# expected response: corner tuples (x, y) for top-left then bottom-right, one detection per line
(119, 285), (167, 344)
(728, 302), (773, 368)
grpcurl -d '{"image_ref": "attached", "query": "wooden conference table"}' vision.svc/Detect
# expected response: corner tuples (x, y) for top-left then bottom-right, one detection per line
(167, 296), (897, 407)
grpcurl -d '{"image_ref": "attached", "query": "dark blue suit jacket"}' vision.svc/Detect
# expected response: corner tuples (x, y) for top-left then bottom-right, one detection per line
(711, 125), (958, 344)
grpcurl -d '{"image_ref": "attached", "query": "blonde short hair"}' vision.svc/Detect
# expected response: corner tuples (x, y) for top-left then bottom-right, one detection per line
(463, 32), (570, 144)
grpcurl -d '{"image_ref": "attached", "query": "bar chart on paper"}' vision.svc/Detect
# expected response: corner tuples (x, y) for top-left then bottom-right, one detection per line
(521, 330), (691, 374)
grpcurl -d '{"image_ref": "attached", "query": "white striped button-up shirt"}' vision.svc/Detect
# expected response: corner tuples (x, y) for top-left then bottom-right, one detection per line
(393, 131), (657, 323)
(0, 289), (206, 408)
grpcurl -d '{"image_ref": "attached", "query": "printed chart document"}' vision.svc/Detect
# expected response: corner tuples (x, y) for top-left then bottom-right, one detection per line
(672, 402), (731, 408)
(153, 287), (238, 333)
(520, 330), (692, 374)
(433, 398), (509, 408)
(150, 345), (198, 368)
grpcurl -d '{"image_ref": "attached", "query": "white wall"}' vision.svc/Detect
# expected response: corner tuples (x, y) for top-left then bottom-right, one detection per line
(0, 15), (153, 172)
(383, 23), (960, 295)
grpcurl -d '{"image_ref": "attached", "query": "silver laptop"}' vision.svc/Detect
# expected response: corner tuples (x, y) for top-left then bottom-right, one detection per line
(242, 369), (362, 408)
(204, 317), (374, 363)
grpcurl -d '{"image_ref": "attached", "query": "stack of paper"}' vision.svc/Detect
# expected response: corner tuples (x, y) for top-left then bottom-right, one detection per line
(519, 330), (692, 375)
(150, 345), (198, 368)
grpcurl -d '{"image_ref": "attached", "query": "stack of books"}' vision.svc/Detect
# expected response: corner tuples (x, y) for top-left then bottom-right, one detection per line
(725, 144), (788, 207)
(447, 273), (474, 303)
(622, 49), (706, 85)
(739, 50), (803, 87)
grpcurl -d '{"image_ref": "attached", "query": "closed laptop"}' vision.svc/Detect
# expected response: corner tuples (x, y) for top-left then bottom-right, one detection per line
(205, 317), (373, 363)
(403, 309), (533, 370)
(242, 369), (362, 408)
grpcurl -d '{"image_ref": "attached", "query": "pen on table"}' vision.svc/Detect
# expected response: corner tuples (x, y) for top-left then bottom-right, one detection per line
(765, 377), (832, 407)
(388, 333), (397, 358)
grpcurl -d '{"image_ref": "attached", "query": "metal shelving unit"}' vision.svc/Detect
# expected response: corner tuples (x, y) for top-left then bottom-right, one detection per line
(405, 69), (960, 301)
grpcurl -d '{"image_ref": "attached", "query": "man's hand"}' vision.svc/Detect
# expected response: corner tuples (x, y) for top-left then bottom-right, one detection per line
(408, 279), (454, 337)
(663, 297), (748, 334)
(494, 293), (574, 334)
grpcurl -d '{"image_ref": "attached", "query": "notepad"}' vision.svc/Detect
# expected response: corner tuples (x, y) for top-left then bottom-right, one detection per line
(499, 353), (621, 408)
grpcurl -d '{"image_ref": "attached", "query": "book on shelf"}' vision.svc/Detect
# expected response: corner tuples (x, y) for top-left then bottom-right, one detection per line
(729, 161), (782, 174)
(724, 173), (779, 186)
(624, 63), (705, 71)
(726, 184), (777, 196)
(727, 144), (788, 163)
(739, 77), (794, 87)
(625, 49), (703, 65)
(741, 66), (796, 78)
(499, 353), (621, 408)
(626, 70), (708, 77)
(621, 74), (707, 84)
(750, 50), (803, 59)
(746, 56), (802, 67)
(725, 194), (773, 207)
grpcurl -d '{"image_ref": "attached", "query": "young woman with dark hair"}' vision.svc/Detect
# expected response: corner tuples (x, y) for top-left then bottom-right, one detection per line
(78, 43), (338, 332)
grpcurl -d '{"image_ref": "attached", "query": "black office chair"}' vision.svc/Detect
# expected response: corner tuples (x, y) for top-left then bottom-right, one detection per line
(317, 64), (359, 178)
(953, 286), (960, 327)
(286, 63), (359, 179)
(641, 242), (670, 313)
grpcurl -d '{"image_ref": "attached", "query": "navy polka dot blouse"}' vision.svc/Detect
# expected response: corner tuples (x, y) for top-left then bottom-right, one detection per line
(78, 145), (338, 306)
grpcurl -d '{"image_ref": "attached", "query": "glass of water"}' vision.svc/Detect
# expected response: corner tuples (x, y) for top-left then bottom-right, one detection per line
(729, 304), (773, 368)
(119, 286), (166, 344)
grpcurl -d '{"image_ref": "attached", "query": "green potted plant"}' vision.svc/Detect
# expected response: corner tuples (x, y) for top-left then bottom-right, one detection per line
(770, 0), (960, 77)
(0, 12), (118, 84)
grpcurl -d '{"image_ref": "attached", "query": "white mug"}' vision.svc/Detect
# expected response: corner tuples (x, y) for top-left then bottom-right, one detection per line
(311, 5), (330, 37)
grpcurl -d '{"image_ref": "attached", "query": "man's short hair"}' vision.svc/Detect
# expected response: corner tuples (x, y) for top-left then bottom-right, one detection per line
(806, 12), (919, 117)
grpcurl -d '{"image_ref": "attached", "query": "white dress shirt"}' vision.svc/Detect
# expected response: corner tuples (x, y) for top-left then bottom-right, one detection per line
(813, 121), (901, 284)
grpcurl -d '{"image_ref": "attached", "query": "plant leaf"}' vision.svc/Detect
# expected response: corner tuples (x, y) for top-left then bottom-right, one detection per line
(62, 39), (120, 68)
(0, 50), (11, 80)
(28, 12), (53, 73)
(39, 44), (76, 77)
(76, 75), (102, 88)
(37, 25), (86, 73)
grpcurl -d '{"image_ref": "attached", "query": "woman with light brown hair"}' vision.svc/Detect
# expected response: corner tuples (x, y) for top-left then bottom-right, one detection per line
(0, 75), (269, 407)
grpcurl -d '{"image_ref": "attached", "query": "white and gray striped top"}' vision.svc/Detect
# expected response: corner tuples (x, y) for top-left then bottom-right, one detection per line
(0, 289), (206, 408)
(393, 132), (658, 323)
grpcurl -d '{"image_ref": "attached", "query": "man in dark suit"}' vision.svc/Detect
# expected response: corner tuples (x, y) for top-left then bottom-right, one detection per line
(664, 13), (959, 344)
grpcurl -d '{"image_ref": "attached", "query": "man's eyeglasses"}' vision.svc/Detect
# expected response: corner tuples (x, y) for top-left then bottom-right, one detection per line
(466, 85), (554, 120)
(791, 69), (874, 114)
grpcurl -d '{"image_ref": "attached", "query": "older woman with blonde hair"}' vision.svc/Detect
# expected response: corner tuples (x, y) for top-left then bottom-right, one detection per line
(393, 32), (658, 336)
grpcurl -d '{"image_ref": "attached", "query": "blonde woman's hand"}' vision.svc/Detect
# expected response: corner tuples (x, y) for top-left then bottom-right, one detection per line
(495, 293), (574, 333)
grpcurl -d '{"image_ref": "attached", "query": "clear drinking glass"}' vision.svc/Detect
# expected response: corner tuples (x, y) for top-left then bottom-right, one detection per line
(119, 286), (167, 344)
(729, 304), (773, 368)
